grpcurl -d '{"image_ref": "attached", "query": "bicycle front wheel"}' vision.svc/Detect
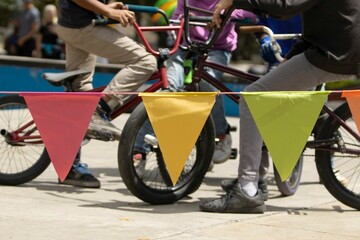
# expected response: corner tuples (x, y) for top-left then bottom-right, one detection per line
(274, 156), (303, 196)
(118, 103), (215, 204)
(315, 102), (360, 210)
(0, 95), (51, 185)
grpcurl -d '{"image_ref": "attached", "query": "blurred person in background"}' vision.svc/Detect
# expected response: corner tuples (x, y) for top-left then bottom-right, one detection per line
(36, 4), (64, 59)
(15, 0), (40, 57)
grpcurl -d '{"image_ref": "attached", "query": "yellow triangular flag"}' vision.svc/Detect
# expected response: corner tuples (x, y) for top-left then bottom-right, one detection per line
(140, 92), (216, 185)
(242, 91), (329, 181)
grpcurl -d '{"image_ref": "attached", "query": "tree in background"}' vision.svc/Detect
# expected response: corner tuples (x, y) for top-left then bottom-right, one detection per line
(0, 0), (159, 27)
(0, 0), (20, 27)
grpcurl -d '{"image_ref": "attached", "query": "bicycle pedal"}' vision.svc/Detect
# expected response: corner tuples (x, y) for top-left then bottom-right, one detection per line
(86, 129), (118, 142)
(229, 125), (237, 132)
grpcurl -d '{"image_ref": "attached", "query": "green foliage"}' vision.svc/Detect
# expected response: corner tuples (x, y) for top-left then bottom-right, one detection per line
(0, 0), (20, 26)
(0, 0), (160, 27)
(0, 0), (59, 27)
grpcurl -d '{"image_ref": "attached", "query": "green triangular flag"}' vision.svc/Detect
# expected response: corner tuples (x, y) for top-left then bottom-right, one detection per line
(242, 91), (329, 181)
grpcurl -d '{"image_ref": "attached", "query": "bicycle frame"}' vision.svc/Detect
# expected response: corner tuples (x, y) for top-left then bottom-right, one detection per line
(105, 17), (185, 120)
(3, 9), (185, 145)
(179, 4), (360, 157)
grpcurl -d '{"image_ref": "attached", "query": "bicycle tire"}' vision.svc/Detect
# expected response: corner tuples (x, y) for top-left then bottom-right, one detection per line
(273, 156), (303, 196)
(118, 103), (215, 204)
(0, 95), (51, 185)
(315, 102), (360, 210)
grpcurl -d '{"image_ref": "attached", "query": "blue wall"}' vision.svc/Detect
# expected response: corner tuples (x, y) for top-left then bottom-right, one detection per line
(0, 65), (113, 93)
(0, 56), (243, 116)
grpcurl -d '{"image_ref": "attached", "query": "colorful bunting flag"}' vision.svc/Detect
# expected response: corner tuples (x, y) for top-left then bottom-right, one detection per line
(140, 92), (216, 185)
(18, 90), (339, 184)
(21, 92), (102, 181)
(342, 90), (360, 133)
(242, 91), (330, 181)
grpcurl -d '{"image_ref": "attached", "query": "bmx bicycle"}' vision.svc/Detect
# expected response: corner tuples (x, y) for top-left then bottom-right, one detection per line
(0, 5), (216, 203)
(117, 3), (360, 210)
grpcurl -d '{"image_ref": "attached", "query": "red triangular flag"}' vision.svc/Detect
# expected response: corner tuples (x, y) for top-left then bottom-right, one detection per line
(21, 92), (102, 181)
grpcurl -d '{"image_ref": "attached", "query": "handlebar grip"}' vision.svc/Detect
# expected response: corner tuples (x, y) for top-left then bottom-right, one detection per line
(239, 26), (265, 33)
(189, 15), (213, 23)
(92, 5), (169, 26)
(126, 4), (159, 14)
(92, 18), (118, 26)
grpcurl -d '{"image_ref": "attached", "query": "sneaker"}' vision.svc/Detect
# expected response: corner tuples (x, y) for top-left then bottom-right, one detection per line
(258, 179), (268, 200)
(87, 108), (121, 141)
(58, 163), (101, 188)
(334, 170), (349, 186)
(220, 178), (268, 201)
(199, 185), (265, 213)
(212, 134), (232, 164)
(319, 170), (349, 186)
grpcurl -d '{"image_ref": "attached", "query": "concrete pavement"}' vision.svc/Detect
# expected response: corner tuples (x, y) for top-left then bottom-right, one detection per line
(0, 114), (359, 240)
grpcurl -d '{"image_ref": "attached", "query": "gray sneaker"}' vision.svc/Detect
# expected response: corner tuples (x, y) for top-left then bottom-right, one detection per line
(199, 185), (265, 213)
(87, 110), (121, 141)
(221, 178), (269, 201)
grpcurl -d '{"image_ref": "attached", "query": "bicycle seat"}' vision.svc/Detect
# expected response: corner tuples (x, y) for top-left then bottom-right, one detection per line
(42, 69), (91, 86)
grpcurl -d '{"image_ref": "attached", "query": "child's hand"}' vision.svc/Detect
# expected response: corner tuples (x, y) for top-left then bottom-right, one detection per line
(108, 2), (128, 10)
(108, 9), (135, 27)
(213, 0), (233, 28)
(206, 20), (217, 30)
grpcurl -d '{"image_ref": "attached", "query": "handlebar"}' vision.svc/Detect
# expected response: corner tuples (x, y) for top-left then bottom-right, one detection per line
(180, 2), (256, 53)
(126, 4), (170, 25)
(92, 4), (170, 26)
(183, 2), (237, 52)
(170, 15), (255, 28)
(178, 1), (302, 62)
(239, 25), (302, 62)
(92, 5), (184, 57)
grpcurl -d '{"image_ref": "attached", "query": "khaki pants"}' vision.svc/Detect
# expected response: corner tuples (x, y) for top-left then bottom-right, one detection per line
(57, 24), (157, 104)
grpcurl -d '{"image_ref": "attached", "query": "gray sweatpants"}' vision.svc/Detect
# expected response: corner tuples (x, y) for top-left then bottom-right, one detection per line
(239, 53), (350, 183)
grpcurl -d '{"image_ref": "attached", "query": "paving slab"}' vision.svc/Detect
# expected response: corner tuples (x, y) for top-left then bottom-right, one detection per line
(0, 115), (359, 240)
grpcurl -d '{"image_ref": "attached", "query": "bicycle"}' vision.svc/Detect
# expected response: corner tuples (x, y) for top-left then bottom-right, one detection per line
(237, 24), (304, 197)
(118, 7), (304, 202)
(0, 5), (215, 201)
(117, 4), (360, 210)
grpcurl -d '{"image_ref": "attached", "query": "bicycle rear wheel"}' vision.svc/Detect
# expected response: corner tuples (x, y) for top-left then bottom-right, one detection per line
(118, 103), (215, 204)
(0, 95), (51, 185)
(315, 102), (360, 210)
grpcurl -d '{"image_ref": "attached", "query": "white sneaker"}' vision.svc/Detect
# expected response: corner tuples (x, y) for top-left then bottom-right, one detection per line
(133, 153), (146, 176)
(212, 134), (232, 164)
